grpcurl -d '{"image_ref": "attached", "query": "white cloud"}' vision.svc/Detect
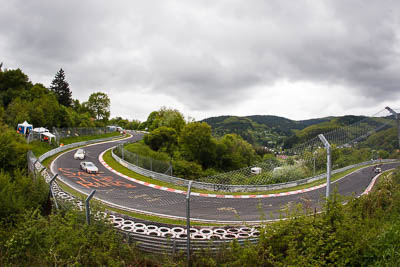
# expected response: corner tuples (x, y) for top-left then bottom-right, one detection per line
(1, 0), (400, 121)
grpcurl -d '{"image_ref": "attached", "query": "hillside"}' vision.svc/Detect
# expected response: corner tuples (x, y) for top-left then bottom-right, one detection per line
(283, 115), (396, 149)
(201, 115), (331, 147)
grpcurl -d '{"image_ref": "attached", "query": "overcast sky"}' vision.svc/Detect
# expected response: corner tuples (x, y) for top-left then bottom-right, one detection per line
(1, 0), (400, 121)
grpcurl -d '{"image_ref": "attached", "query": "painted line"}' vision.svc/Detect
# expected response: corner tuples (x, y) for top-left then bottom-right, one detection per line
(98, 148), (370, 199)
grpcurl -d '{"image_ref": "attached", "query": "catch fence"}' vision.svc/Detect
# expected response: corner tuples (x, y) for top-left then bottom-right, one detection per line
(53, 127), (115, 144)
(27, 144), (261, 257)
(114, 144), (173, 176)
(116, 108), (398, 188)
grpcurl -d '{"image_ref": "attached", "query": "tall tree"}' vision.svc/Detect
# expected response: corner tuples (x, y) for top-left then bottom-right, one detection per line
(86, 92), (110, 121)
(50, 68), (72, 107)
(179, 122), (217, 168)
(144, 107), (186, 133)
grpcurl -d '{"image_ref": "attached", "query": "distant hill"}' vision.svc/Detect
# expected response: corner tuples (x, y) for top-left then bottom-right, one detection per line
(201, 115), (332, 147)
(201, 114), (394, 149)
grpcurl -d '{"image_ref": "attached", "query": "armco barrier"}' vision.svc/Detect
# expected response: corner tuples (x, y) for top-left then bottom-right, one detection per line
(121, 231), (258, 255)
(38, 134), (125, 162)
(28, 149), (261, 255)
(111, 148), (396, 192)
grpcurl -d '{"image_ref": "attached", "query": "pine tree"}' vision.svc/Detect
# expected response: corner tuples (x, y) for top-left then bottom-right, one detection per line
(50, 68), (72, 107)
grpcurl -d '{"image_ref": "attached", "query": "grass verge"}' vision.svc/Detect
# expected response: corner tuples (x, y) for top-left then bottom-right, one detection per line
(30, 131), (122, 157)
(40, 133), (128, 168)
(103, 148), (376, 195)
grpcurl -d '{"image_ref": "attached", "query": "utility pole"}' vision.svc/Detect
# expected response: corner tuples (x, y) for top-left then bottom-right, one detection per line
(385, 107), (400, 149)
(318, 134), (331, 200)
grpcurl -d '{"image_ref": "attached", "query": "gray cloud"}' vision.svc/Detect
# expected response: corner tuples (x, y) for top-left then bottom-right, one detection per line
(1, 0), (400, 119)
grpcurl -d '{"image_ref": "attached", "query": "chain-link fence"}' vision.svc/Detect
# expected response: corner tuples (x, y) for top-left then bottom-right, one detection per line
(26, 125), (400, 259)
(114, 144), (173, 175)
(198, 108), (397, 186)
(53, 127), (115, 144)
(27, 147), (259, 256)
(114, 108), (398, 187)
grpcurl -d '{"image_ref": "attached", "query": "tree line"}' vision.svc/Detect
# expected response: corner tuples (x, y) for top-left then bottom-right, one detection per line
(0, 65), (140, 130)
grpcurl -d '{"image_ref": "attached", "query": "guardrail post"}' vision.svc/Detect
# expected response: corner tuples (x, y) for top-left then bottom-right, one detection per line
(318, 134), (331, 200)
(39, 167), (46, 174)
(186, 180), (193, 265)
(49, 174), (59, 210)
(172, 238), (177, 256)
(85, 190), (96, 225)
(385, 106), (400, 149)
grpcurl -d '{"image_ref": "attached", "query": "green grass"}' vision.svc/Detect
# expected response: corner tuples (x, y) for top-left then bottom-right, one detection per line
(40, 133), (130, 168)
(30, 131), (123, 157)
(103, 150), (189, 191)
(60, 131), (121, 145)
(30, 140), (55, 157)
(104, 150), (383, 195)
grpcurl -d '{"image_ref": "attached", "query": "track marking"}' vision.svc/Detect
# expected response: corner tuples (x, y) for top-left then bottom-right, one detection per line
(98, 149), (364, 199)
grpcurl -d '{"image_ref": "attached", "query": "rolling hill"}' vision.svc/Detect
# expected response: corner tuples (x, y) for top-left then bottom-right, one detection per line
(201, 115), (332, 147)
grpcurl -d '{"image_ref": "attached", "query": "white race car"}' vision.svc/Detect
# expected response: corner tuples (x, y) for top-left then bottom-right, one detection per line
(74, 149), (86, 160)
(80, 161), (98, 174)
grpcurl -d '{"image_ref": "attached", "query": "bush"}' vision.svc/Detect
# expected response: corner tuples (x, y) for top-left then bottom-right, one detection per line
(0, 123), (30, 172)
(0, 208), (157, 266)
(172, 159), (203, 180)
(0, 170), (48, 222)
(270, 164), (308, 183)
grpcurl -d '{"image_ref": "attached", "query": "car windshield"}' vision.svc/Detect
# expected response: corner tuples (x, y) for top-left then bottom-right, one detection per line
(85, 162), (95, 167)
(77, 149), (84, 154)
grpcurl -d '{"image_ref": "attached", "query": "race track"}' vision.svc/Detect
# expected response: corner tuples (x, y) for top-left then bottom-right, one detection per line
(51, 133), (400, 222)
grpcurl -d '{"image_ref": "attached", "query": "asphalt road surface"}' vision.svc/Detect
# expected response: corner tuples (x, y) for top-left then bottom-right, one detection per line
(52, 133), (400, 222)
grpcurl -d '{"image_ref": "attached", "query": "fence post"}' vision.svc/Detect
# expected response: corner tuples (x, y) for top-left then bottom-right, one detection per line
(172, 238), (177, 256)
(385, 107), (400, 149)
(85, 190), (96, 225)
(318, 134), (331, 200)
(313, 153), (316, 176)
(186, 180), (193, 265)
(49, 174), (59, 210)
(32, 159), (39, 180)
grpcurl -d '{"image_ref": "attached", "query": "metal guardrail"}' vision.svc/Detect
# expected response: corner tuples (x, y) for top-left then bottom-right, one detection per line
(122, 231), (258, 255)
(28, 146), (260, 255)
(27, 131), (399, 256)
(38, 135), (124, 162)
(111, 148), (396, 192)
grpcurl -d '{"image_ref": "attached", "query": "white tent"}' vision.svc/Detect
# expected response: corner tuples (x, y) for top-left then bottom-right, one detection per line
(17, 121), (33, 134)
(41, 132), (56, 143)
(33, 127), (49, 133)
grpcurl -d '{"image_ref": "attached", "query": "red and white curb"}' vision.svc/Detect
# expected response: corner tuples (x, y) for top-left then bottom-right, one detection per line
(98, 149), (339, 199)
(361, 172), (384, 196)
